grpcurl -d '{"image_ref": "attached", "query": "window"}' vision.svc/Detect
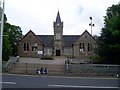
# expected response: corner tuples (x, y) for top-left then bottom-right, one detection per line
(27, 43), (29, 51)
(32, 43), (37, 51)
(24, 43), (26, 51)
(83, 43), (85, 51)
(47, 49), (52, 55)
(79, 43), (85, 52)
(79, 43), (81, 49)
(24, 43), (29, 51)
(79, 43), (83, 52)
(88, 43), (90, 52)
(87, 43), (93, 52)
(91, 44), (93, 52)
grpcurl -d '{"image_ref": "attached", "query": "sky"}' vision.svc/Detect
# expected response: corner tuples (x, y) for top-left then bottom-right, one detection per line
(4, 0), (119, 36)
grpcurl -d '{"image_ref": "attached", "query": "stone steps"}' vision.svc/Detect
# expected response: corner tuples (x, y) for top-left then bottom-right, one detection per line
(13, 62), (64, 69)
(9, 62), (65, 75)
(10, 69), (65, 75)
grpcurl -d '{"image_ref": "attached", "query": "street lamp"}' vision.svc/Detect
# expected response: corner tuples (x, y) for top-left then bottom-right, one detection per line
(0, 0), (4, 63)
(0, 0), (5, 90)
(89, 17), (94, 63)
(89, 17), (94, 36)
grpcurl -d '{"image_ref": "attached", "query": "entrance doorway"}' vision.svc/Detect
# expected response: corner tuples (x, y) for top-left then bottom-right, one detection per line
(56, 50), (61, 56)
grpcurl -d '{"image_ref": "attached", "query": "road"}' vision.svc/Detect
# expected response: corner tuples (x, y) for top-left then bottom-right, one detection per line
(1, 74), (120, 90)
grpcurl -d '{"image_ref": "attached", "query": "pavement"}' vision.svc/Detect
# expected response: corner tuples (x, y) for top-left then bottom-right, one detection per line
(19, 56), (66, 64)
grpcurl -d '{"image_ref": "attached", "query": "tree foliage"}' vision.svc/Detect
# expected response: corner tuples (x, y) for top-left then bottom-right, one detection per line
(2, 32), (12, 61)
(4, 23), (22, 56)
(1, 7), (22, 61)
(97, 3), (120, 64)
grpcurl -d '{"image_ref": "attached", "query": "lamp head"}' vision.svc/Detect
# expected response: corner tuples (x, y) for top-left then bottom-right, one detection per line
(89, 17), (92, 20)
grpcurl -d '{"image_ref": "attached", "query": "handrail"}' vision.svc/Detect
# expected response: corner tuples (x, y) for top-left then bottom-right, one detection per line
(3, 56), (18, 71)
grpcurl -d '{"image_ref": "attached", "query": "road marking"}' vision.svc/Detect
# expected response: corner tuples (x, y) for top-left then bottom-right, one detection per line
(48, 84), (119, 89)
(3, 73), (118, 80)
(0, 82), (16, 85)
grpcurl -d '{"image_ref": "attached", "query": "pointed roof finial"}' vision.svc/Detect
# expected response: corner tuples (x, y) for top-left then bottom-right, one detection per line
(56, 11), (61, 23)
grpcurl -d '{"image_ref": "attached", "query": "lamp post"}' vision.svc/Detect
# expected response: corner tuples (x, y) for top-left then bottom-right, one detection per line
(0, 0), (4, 64)
(0, 0), (4, 89)
(89, 17), (94, 37)
(89, 17), (94, 63)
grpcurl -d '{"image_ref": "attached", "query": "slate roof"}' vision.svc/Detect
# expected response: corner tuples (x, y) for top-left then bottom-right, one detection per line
(37, 35), (54, 47)
(63, 35), (80, 47)
(37, 35), (80, 47)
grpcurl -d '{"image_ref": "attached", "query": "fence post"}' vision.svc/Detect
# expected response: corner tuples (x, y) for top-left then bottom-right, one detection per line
(26, 63), (27, 73)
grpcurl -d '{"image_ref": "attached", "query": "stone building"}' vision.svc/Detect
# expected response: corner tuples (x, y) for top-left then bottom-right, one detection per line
(18, 11), (97, 60)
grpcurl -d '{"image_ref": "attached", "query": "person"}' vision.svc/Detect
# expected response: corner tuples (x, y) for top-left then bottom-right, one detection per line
(65, 59), (69, 70)
(68, 58), (71, 65)
(16, 55), (19, 62)
(66, 63), (69, 70)
(40, 67), (44, 74)
(38, 70), (40, 75)
(36, 68), (40, 75)
(44, 67), (48, 74)
(36, 70), (38, 74)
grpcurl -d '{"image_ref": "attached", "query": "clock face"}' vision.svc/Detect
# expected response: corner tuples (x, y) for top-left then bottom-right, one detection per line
(56, 33), (60, 39)
(57, 23), (60, 26)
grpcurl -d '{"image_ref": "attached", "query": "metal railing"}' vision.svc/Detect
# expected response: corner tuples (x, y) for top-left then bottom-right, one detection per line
(3, 56), (19, 71)
(66, 64), (120, 77)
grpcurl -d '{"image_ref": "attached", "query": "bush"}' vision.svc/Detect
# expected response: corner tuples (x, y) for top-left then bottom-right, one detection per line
(41, 56), (53, 60)
(91, 55), (102, 64)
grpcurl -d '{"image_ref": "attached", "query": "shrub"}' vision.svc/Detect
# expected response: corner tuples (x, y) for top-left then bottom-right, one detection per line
(41, 56), (53, 60)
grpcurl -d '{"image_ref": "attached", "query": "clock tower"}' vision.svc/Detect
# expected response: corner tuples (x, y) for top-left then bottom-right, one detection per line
(53, 11), (63, 56)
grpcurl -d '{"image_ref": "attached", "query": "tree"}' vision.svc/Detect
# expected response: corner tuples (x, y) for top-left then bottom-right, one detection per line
(97, 3), (120, 64)
(4, 23), (22, 56)
(2, 32), (12, 61)
(1, 7), (22, 61)
(3, 21), (22, 61)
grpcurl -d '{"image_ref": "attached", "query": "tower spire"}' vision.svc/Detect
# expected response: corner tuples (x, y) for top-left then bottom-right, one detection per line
(56, 11), (61, 23)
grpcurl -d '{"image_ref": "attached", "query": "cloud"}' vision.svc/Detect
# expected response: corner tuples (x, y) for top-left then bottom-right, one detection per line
(5, 0), (119, 36)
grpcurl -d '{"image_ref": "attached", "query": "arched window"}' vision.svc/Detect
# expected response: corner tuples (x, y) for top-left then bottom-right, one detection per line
(88, 43), (90, 52)
(83, 43), (85, 51)
(79, 43), (85, 52)
(24, 43), (29, 51)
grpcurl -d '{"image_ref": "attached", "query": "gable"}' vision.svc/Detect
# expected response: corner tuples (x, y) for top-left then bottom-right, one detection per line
(19, 30), (43, 45)
(75, 30), (97, 44)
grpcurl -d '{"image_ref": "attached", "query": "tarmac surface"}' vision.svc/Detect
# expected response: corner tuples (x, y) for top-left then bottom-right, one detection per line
(2, 73), (120, 89)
